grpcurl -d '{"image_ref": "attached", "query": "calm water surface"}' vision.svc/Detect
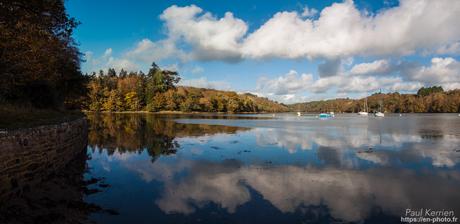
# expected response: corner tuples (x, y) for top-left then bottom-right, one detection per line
(84, 113), (460, 224)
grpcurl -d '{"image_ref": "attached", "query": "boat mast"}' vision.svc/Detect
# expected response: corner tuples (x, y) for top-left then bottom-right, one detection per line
(365, 96), (368, 112)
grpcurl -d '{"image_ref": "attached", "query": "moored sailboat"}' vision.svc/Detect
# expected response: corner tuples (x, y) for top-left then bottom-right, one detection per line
(374, 91), (385, 117)
(358, 95), (369, 116)
(374, 112), (384, 117)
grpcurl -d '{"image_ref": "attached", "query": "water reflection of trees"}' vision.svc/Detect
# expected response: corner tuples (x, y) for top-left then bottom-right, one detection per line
(87, 113), (249, 158)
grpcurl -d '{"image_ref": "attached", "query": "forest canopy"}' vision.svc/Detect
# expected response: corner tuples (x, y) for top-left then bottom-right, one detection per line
(84, 63), (288, 113)
(290, 89), (460, 113)
(84, 62), (460, 114)
(0, 0), (84, 108)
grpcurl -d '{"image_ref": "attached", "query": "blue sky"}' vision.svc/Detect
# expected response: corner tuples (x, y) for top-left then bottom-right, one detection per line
(66, 0), (460, 103)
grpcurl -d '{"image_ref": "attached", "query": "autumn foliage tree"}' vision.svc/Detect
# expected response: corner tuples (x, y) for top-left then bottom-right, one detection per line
(290, 87), (460, 113)
(84, 63), (288, 113)
(0, 0), (84, 108)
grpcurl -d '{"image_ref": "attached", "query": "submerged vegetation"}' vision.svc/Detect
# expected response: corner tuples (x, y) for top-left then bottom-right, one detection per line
(290, 86), (460, 113)
(83, 63), (288, 113)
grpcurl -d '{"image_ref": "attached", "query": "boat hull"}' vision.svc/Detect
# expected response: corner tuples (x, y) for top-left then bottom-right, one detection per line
(319, 113), (332, 118)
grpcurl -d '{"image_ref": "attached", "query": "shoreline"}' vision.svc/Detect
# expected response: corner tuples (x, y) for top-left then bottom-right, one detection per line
(0, 109), (85, 130)
(82, 110), (460, 115)
(81, 110), (282, 115)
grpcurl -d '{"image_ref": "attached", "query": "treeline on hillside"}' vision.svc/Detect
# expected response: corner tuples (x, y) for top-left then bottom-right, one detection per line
(0, 1), (84, 108)
(290, 86), (460, 113)
(84, 63), (288, 113)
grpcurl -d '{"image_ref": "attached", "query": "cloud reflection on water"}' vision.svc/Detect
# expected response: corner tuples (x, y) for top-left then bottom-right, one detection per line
(86, 114), (460, 223)
(107, 155), (460, 222)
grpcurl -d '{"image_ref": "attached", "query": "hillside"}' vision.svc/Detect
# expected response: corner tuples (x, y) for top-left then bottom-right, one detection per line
(83, 66), (288, 113)
(289, 87), (460, 113)
(169, 86), (289, 113)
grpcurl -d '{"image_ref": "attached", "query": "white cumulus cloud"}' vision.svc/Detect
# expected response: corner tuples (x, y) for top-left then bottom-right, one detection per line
(117, 0), (460, 65)
(404, 57), (460, 88)
(160, 5), (247, 61)
(81, 1), (460, 103)
(242, 0), (460, 59)
(350, 59), (390, 75)
(256, 70), (313, 95)
(83, 48), (139, 73)
(254, 57), (460, 102)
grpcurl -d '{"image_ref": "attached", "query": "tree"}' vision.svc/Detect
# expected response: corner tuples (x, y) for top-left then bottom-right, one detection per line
(216, 96), (227, 112)
(136, 71), (147, 108)
(147, 93), (166, 112)
(103, 89), (123, 111)
(81, 68), (307, 113)
(242, 97), (257, 112)
(428, 92), (447, 112)
(107, 68), (117, 77)
(417, 86), (444, 97)
(124, 91), (140, 111)
(87, 81), (103, 111)
(164, 90), (179, 111)
(0, 0), (83, 108)
(145, 62), (181, 107)
(180, 94), (201, 112)
(146, 63), (181, 93)
(227, 97), (242, 113)
(119, 69), (128, 78)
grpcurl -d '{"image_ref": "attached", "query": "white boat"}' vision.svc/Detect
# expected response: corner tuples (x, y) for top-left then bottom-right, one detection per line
(358, 96), (369, 116)
(374, 90), (384, 117)
(297, 112), (302, 116)
(374, 112), (384, 117)
(319, 113), (332, 118)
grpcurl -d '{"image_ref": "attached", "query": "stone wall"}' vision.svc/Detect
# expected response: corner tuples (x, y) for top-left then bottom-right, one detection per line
(0, 118), (88, 201)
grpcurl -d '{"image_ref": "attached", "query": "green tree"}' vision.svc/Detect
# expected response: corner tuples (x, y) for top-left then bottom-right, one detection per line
(136, 71), (147, 108)
(119, 69), (128, 78)
(107, 68), (117, 77)
(417, 86), (444, 97)
(146, 63), (181, 93)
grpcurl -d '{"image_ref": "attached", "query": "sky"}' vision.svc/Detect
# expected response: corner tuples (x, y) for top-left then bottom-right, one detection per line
(66, 0), (460, 103)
